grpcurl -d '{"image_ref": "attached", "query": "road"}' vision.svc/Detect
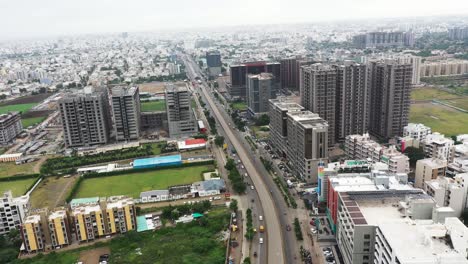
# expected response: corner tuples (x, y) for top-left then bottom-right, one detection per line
(183, 54), (300, 263)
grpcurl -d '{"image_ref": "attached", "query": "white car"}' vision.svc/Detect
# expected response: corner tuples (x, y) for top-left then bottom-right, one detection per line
(259, 237), (264, 244)
(259, 215), (263, 221)
(250, 185), (254, 190)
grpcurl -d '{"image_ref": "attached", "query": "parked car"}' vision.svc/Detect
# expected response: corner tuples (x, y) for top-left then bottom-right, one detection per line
(286, 225), (291, 231)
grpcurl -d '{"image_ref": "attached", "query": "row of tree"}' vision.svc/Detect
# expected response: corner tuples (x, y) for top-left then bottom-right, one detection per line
(225, 158), (247, 194)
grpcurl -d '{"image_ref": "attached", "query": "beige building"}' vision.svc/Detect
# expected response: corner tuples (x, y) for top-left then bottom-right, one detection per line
(48, 209), (72, 248)
(421, 133), (455, 163)
(424, 177), (465, 217)
(415, 158), (447, 188)
(20, 214), (45, 253)
(420, 60), (468, 77)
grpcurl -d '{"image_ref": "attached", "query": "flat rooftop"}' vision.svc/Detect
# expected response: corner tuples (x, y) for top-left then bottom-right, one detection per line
(111, 86), (138, 97)
(270, 99), (304, 112)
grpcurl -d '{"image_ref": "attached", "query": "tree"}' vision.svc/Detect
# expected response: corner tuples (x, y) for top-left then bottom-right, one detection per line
(404, 147), (425, 166)
(225, 159), (235, 171)
(215, 135), (225, 147)
(243, 257), (251, 264)
(229, 199), (238, 212)
(255, 114), (270, 126)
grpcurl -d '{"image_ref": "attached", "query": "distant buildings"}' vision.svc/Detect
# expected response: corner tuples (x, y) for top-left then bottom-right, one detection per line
(59, 87), (110, 148)
(448, 27), (468, 40)
(111, 86), (141, 141)
(165, 84), (197, 138)
(246, 73), (277, 117)
(367, 60), (413, 139)
(0, 191), (30, 235)
(286, 110), (328, 183)
(280, 57), (315, 90)
(206, 51), (222, 78)
(229, 61), (280, 99)
(0, 112), (22, 144)
(353, 31), (415, 49)
(420, 59), (468, 78)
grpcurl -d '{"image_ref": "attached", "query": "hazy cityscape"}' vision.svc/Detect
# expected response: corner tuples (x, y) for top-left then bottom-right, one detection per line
(1, 2), (468, 264)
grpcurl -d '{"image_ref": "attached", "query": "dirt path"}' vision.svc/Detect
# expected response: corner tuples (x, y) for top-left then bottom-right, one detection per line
(79, 247), (110, 264)
(33, 155), (48, 173)
(53, 175), (77, 208)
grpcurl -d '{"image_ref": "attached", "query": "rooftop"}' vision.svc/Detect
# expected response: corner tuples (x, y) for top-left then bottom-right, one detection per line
(70, 197), (100, 208)
(270, 99), (304, 112)
(0, 111), (20, 122)
(25, 214), (41, 224)
(48, 210), (67, 220)
(287, 110), (328, 128)
(111, 86), (138, 97)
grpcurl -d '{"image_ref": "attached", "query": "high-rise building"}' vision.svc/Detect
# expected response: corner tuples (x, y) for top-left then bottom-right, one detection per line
(229, 61), (281, 98)
(280, 57), (316, 90)
(286, 111), (328, 183)
(396, 55), (421, 85)
(448, 27), (468, 40)
(353, 31), (415, 49)
(368, 60), (413, 139)
(300, 62), (369, 146)
(0, 112), (22, 144)
(420, 59), (468, 78)
(165, 84), (197, 138)
(269, 99), (304, 157)
(246, 73), (277, 117)
(59, 88), (110, 148)
(206, 51), (222, 78)
(0, 191), (30, 235)
(111, 86), (141, 141)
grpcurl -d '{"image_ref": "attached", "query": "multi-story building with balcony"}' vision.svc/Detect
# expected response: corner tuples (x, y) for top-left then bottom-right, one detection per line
(424, 177), (465, 217)
(403, 123), (431, 142)
(48, 209), (72, 248)
(0, 191), (30, 235)
(415, 158), (447, 188)
(111, 86), (141, 141)
(421, 133), (455, 162)
(0, 112), (22, 144)
(165, 84), (197, 138)
(20, 214), (46, 253)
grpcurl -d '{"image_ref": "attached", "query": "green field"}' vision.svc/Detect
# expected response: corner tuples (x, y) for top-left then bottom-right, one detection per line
(443, 98), (468, 111)
(74, 165), (213, 198)
(410, 104), (468, 136)
(411, 87), (458, 101)
(0, 103), (37, 114)
(0, 162), (37, 178)
(0, 178), (37, 196)
(231, 102), (247, 111)
(141, 100), (166, 112)
(21, 116), (46, 128)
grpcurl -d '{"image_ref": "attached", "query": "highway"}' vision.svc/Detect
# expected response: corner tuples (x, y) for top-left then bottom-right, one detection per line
(182, 53), (299, 264)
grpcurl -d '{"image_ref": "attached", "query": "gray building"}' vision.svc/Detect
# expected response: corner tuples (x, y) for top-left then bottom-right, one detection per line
(111, 86), (141, 141)
(59, 88), (110, 148)
(140, 112), (167, 130)
(286, 111), (328, 183)
(353, 31), (414, 49)
(165, 84), (197, 138)
(206, 51), (222, 78)
(280, 57), (315, 90)
(0, 191), (30, 235)
(269, 99), (304, 157)
(368, 60), (413, 139)
(301, 62), (370, 145)
(247, 73), (276, 117)
(0, 112), (22, 144)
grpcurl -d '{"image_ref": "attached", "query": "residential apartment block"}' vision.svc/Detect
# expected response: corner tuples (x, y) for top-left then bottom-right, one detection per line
(403, 123), (431, 142)
(420, 59), (468, 78)
(280, 57), (315, 90)
(229, 61), (280, 99)
(58, 87), (110, 148)
(424, 177), (465, 217)
(21, 214), (45, 253)
(111, 86), (141, 141)
(414, 158), (447, 188)
(246, 73), (276, 116)
(268, 99), (304, 157)
(286, 110), (328, 183)
(0, 191), (30, 235)
(345, 134), (409, 174)
(353, 31), (415, 49)
(421, 132), (455, 162)
(165, 84), (197, 138)
(300, 62), (369, 146)
(0, 112), (22, 144)
(48, 209), (72, 248)
(367, 60), (413, 139)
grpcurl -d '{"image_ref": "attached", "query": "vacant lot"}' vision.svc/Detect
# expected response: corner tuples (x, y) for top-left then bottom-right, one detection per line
(0, 178), (37, 196)
(231, 102), (247, 111)
(139, 82), (166, 93)
(30, 176), (78, 209)
(0, 162), (38, 178)
(74, 165), (213, 198)
(141, 100), (166, 112)
(21, 116), (47, 128)
(0, 103), (37, 114)
(411, 87), (458, 101)
(443, 97), (468, 111)
(410, 103), (468, 136)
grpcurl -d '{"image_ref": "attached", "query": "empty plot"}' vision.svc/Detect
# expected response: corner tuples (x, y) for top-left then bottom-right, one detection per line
(0, 178), (37, 196)
(409, 103), (468, 136)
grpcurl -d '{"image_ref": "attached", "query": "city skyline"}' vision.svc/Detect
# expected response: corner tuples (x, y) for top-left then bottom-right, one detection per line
(1, 0), (468, 40)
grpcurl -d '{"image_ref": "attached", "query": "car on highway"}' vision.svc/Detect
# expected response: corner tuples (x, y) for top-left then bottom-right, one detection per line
(259, 215), (263, 221)
(286, 225), (291, 231)
(259, 237), (264, 244)
(250, 185), (254, 190)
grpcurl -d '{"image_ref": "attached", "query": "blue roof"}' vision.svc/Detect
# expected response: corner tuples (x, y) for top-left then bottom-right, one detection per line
(133, 154), (182, 168)
(136, 216), (149, 232)
(70, 197), (99, 207)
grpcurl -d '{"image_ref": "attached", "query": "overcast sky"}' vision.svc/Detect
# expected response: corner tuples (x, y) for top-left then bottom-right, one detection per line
(1, 0), (468, 39)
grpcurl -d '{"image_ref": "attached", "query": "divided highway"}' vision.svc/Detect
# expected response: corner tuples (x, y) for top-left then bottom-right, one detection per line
(182, 54), (298, 263)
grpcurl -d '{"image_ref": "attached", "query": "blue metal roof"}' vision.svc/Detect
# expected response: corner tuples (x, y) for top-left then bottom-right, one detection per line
(133, 154), (182, 169)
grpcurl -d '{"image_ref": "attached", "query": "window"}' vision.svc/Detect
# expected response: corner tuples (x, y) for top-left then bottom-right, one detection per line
(364, 234), (371, 239)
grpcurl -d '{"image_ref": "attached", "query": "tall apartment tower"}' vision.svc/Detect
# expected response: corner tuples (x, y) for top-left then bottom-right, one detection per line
(58, 87), (110, 148)
(206, 51), (222, 78)
(280, 57), (315, 90)
(165, 84), (197, 138)
(229, 62), (281, 98)
(286, 111), (328, 183)
(368, 60), (413, 139)
(0, 112), (22, 144)
(300, 62), (369, 146)
(269, 99), (305, 157)
(111, 86), (141, 141)
(247, 73), (277, 117)
(0, 191), (30, 235)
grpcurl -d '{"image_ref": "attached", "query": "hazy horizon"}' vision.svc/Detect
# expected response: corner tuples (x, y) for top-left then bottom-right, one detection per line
(1, 0), (468, 40)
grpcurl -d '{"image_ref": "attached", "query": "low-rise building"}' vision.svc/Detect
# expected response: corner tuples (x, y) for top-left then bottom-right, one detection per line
(403, 123), (431, 142)
(415, 158), (447, 188)
(106, 196), (136, 234)
(20, 214), (45, 253)
(422, 132), (455, 162)
(447, 157), (468, 178)
(424, 177), (465, 217)
(48, 209), (72, 249)
(191, 178), (226, 197)
(72, 203), (105, 243)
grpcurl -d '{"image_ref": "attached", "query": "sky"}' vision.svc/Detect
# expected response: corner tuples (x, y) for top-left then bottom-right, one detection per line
(1, 0), (468, 39)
